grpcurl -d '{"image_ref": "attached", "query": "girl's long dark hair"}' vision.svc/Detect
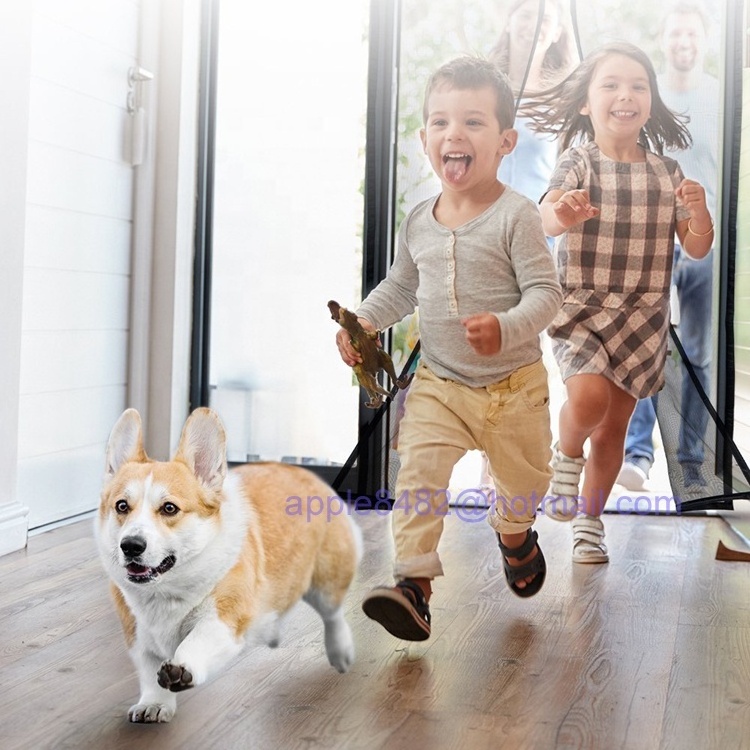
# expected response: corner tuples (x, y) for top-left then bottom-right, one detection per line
(519, 41), (692, 154)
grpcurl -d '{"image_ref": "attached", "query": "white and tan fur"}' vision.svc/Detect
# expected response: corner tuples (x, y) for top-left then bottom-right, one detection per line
(96, 407), (361, 723)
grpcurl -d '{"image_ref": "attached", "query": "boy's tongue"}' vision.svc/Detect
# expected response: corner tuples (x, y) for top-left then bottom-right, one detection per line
(444, 156), (469, 182)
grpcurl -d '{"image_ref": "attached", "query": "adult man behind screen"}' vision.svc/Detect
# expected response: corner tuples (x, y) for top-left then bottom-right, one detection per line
(618, 0), (718, 490)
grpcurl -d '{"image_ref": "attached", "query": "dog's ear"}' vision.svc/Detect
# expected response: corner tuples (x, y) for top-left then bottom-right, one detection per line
(105, 409), (147, 478)
(175, 407), (227, 492)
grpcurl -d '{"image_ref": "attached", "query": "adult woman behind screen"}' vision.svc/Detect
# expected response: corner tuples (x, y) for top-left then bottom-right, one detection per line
(490, 0), (577, 202)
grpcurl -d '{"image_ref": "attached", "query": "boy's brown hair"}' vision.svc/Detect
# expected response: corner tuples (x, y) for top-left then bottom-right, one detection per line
(422, 56), (515, 131)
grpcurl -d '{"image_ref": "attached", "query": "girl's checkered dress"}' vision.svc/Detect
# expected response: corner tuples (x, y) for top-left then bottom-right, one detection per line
(547, 142), (691, 399)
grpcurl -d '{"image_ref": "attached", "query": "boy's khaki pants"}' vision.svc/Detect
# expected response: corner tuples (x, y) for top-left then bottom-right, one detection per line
(392, 360), (552, 581)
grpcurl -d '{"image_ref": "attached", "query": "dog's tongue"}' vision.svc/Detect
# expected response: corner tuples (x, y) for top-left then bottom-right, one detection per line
(444, 156), (468, 183)
(127, 563), (149, 575)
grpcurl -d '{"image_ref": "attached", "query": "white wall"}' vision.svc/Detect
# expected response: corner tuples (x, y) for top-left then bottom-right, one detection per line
(0, 0), (201, 553)
(0, 2), (33, 555)
(17, 0), (139, 530)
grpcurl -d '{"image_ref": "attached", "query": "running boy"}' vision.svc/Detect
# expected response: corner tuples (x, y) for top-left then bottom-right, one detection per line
(335, 56), (562, 640)
(523, 42), (713, 562)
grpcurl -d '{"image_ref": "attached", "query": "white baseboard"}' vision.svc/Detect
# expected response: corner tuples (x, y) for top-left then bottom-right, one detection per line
(0, 502), (30, 557)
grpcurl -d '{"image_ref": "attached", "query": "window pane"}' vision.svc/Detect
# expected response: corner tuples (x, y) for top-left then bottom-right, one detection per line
(209, 0), (369, 464)
(734, 7), (750, 471)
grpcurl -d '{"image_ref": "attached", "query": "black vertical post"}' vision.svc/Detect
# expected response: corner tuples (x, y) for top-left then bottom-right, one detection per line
(716, 0), (742, 492)
(358, 0), (401, 500)
(190, 0), (219, 410)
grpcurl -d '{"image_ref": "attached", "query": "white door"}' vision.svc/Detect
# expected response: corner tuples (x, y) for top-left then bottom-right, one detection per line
(17, 0), (146, 529)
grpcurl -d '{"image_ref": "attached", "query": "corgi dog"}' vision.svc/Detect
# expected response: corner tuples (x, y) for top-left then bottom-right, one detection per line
(96, 407), (361, 723)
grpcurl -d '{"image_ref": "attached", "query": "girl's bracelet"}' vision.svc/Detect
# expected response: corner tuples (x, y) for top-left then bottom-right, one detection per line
(687, 218), (714, 237)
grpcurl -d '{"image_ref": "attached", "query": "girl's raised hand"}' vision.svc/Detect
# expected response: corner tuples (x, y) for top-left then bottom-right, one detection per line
(675, 179), (709, 218)
(674, 178), (713, 256)
(553, 189), (600, 228)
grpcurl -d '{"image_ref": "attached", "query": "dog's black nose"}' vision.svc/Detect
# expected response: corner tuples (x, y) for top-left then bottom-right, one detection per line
(120, 535), (147, 558)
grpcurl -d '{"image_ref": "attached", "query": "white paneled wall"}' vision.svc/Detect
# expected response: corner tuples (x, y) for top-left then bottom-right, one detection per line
(18, 0), (139, 529)
(0, 1), (33, 555)
(0, 0), (205, 551)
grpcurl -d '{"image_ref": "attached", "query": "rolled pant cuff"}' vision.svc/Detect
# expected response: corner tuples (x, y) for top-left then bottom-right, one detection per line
(486, 508), (535, 536)
(394, 552), (444, 581)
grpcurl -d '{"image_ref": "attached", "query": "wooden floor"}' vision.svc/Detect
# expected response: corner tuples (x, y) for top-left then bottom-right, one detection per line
(2, 509), (750, 750)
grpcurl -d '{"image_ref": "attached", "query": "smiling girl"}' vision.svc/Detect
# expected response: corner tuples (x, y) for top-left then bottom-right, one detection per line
(522, 42), (714, 562)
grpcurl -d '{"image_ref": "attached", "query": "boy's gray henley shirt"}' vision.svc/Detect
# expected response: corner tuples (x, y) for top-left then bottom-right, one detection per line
(356, 187), (563, 387)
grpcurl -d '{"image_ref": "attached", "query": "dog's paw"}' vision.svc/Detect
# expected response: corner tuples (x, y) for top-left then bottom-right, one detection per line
(325, 626), (355, 673)
(128, 702), (175, 723)
(157, 661), (195, 692)
(328, 642), (355, 673)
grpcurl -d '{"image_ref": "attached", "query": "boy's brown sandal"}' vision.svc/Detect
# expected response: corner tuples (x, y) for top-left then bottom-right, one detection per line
(361, 579), (431, 641)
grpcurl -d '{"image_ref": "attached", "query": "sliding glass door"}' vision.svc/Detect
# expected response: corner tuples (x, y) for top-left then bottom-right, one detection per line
(205, 0), (370, 472)
(196, 0), (739, 506)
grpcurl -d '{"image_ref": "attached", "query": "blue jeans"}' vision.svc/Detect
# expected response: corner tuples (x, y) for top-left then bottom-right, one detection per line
(625, 246), (713, 468)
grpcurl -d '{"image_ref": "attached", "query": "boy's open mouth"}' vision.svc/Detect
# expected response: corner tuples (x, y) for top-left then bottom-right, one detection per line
(443, 153), (472, 181)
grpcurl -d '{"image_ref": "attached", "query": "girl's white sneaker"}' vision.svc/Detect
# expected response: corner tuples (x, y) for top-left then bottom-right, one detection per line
(547, 443), (586, 522)
(572, 514), (609, 563)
